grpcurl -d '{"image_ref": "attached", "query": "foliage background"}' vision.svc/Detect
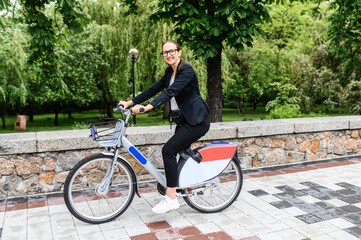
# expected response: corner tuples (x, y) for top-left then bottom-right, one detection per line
(0, 0), (360, 130)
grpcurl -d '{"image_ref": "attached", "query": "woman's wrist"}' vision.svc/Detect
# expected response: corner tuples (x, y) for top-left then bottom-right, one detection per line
(145, 104), (154, 112)
(125, 100), (134, 108)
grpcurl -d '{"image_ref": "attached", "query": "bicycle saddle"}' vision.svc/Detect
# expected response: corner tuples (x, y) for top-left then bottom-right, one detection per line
(179, 148), (202, 163)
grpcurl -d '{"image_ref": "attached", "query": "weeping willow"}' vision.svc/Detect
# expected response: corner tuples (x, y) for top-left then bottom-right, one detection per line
(0, 19), (28, 128)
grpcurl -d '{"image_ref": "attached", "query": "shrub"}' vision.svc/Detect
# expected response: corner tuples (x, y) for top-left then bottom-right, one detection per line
(267, 104), (302, 119)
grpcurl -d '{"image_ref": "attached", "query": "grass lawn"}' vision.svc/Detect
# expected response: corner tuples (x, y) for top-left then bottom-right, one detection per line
(0, 105), (357, 134)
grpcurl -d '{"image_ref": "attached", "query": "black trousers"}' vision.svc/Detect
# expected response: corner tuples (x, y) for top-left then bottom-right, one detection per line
(162, 117), (210, 187)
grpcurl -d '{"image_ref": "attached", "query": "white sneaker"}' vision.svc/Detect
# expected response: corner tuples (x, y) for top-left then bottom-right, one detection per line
(152, 196), (180, 214)
(178, 197), (186, 206)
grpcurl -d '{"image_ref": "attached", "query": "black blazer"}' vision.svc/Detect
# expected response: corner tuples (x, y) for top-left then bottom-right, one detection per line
(132, 60), (210, 126)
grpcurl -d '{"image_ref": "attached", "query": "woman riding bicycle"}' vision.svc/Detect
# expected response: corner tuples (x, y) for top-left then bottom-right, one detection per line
(119, 40), (210, 213)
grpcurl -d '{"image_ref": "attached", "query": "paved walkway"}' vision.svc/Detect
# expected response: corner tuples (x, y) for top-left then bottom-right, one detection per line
(0, 157), (361, 240)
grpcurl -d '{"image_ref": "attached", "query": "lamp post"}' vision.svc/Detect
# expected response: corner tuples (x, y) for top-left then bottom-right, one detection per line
(129, 49), (139, 126)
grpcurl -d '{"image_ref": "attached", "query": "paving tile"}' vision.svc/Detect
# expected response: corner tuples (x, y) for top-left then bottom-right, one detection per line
(184, 213), (210, 225)
(293, 224), (324, 238)
(257, 194), (281, 203)
(166, 216), (192, 228)
(313, 201), (336, 211)
(1, 224), (27, 240)
(269, 200), (293, 209)
(279, 216), (307, 228)
(324, 198), (348, 207)
(239, 237), (262, 240)
(175, 225), (202, 238)
(53, 235), (80, 240)
(298, 195), (322, 204)
(183, 234), (209, 240)
(146, 220), (172, 231)
(28, 221), (53, 240)
(130, 233), (156, 240)
(6, 202), (28, 211)
(206, 231), (233, 240)
(344, 226), (361, 239)
(328, 229), (360, 240)
(342, 213), (361, 225)
(102, 228), (130, 240)
(257, 232), (284, 240)
(28, 200), (47, 209)
(98, 219), (123, 231)
(275, 228), (306, 240)
(139, 211), (165, 223)
(153, 228), (181, 240)
(219, 221), (254, 239)
(308, 221), (340, 234)
(248, 189), (269, 197)
(324, 217), (356, 229)
(78, 231), (106, 240)
(309, 234), (336, 240)
(340, 204), (361, 213)
(124, 223), (151, 237)
(194, 222), (221, 234)
(282, 206), (307, 216)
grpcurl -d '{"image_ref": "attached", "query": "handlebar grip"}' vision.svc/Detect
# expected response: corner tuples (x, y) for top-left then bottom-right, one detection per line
(113, 104), (124, 112)
(139, 108), (144, 113)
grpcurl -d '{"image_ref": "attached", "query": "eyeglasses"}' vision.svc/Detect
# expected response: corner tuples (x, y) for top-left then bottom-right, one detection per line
(161, 49), (178, 57)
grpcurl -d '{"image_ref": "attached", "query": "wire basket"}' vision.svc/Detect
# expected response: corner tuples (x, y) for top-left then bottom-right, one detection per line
(89, 120), (124, 147)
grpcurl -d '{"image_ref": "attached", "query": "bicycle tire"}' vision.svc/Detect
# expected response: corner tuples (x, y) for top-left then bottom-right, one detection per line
(184, 158), (243, 213)
(64, 154), (136, 224)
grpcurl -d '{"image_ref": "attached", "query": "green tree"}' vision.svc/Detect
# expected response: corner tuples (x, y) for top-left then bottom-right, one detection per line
(0, 19), (28, 128)
(340, 80), (361, 114)
(326, 0), (361, 77)
(148, 0), (272, 122)
(0, 0), (88, 86)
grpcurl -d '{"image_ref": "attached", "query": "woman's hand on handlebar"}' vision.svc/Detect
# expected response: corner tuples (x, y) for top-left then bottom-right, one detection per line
(132, 104), (154, 115)
(118, 100), (133, 109)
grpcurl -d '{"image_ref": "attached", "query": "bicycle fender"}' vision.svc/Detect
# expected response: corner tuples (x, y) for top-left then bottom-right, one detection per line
(101, 152), (141, 198)
(178, 143), (238, 188)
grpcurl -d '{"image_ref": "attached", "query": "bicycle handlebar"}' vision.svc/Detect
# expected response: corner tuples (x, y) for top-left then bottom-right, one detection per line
(113, 104), (132, 115)
(113, 105), (145, 117)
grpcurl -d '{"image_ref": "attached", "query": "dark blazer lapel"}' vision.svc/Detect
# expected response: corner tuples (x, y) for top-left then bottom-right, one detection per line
(165, 70), (173, 88)
(166, 59), (183, 88)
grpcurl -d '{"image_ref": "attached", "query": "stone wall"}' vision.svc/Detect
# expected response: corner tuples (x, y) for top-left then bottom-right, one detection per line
(0, 116), (361, 198)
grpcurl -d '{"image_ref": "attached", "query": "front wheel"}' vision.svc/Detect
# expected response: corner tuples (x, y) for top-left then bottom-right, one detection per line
(184, 158), (243, 213)
(64, 154), (136, 224)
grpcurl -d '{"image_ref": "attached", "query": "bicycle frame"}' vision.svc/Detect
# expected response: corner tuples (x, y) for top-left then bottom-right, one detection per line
(97, 107), (167, 195)
(95, 105), (238, 195)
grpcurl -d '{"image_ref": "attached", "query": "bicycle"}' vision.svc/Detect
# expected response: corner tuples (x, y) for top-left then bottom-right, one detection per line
(64, 105), (243, 224)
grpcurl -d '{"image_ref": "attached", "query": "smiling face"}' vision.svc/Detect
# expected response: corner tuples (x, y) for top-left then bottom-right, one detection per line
(162, 42), (182, 68)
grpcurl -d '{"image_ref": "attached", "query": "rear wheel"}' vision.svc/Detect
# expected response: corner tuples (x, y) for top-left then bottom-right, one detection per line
(64, 154), (136, 224)
(184, 158), (242, 213)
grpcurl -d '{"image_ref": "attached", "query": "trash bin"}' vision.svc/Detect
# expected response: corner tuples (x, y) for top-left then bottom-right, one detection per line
(14, 115), (27, 131)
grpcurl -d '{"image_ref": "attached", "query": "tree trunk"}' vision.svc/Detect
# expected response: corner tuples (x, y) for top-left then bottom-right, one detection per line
(29, 112), (34, 122)
(1, 105), (6, 129)
(207, 48), (223, 122)
(54, 104), (59, 126)
(104, 78), (113, 118)
(163, 101), (170, 120)
(1, 116), (5, 129)
(253, 101), (257, 110)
